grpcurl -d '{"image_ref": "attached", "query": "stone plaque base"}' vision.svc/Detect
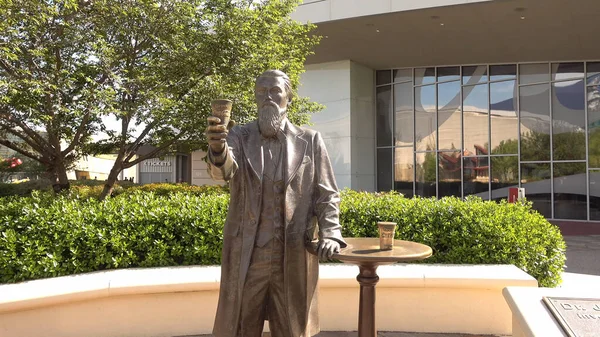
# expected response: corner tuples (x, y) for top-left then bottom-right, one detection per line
(543, 297), (600, 337)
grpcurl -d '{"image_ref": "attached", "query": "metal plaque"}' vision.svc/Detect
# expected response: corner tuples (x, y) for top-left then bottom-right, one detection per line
(543, 297), (600, 337)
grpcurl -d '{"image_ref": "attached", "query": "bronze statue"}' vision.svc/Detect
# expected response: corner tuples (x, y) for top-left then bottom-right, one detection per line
(206, 70), (346, 337)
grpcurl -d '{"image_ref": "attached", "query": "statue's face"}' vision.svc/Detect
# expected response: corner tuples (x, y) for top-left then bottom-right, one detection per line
(255, 76), (289, 111)
(256, 76), (288, 137)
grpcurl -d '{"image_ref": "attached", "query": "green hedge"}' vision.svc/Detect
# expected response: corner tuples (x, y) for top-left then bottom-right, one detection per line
(340, 190), (566, 287)
(0, 189), (566, 287)
(0, 180), (228, 198)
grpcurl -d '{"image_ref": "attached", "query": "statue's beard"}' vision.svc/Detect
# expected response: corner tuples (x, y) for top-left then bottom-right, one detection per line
(258, 103), (286, 138)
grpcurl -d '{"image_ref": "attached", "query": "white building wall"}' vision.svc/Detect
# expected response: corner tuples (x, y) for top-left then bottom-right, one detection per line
(350, 62), (376, 191)
(191, 151), (219, 186)
(292, 0), (493, 24)
(299, 60), (376, 191)
(300, 61), (353, 189)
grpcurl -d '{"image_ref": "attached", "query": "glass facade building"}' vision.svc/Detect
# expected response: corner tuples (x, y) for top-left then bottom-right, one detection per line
(376, 62), (600, 221)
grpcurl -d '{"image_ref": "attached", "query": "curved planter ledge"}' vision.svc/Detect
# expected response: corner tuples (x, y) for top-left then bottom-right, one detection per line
(0, 264), (537, 337)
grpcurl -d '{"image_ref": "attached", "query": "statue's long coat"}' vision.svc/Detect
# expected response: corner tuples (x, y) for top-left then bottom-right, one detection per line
(208, 121), (345, 337)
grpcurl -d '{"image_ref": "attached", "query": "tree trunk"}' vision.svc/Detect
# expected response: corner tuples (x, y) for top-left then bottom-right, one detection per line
(99, 162), (122, 201)
(51, 162), (71, 193)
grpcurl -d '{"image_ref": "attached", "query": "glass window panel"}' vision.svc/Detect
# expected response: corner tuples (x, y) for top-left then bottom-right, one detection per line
(520, 163), (551, 218)
(376, 70), (391, 85)
(394, 82), (413, 147)
(415, 152), (436, 197)
(552, 80), (586, 160)
(394, 147), (414, 197)
(438, 81), (461, 151)
(491, 156), (519, 200)
(415, 85), (436, 151)
(463, 84), (489, 155)
(377, 148), (393, 192)
(519, 63), (550, 85)
(552, 62), (584, 81)
(393, 69), (412, 83)
(553, 162), (586, 220)
(439, 151), (462, 197)
(376, 86), (393, 147)
(490, 80), (518, 154)
(591, 170), (600, 221)
(520, 84), (551, 161)
(462, 65), (488, 85)
(589, 85), (600, 168)
(586, 62), (600, 86)
(463, 156), (490, 200)
(490, 64), (516, 82)
(415, 67), (435, 86)
(437, 66), (460, 82)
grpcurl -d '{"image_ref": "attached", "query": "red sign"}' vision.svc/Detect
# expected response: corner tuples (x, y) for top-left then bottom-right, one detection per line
(508, 187), (519, 203)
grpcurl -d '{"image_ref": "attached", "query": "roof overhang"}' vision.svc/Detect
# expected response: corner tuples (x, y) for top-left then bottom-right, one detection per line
(301, 0), (600, 69)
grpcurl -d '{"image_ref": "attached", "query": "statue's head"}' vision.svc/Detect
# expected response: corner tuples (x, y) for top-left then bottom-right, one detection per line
(255, 70), (293, 137)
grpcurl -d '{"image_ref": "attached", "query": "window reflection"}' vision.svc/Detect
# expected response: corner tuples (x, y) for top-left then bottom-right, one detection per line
(490, 80), (518, 154)
(588, 85), (600, 168)
(437, 67), (460, 82)
(439, 151), (462, 197)
(376, 70), (391, 85)
(552, 80), (585, 160)
(415, 85), (436, 151)
(394, 147), (414, 197)
(520, 84), (550, 161)
(491, 156), (518, 200)
(552, 62), (584, 81)
(463, 156), (490, 199)
(393, 69), (412, 83)
(519, 63), (549, 85)
(377, 148), (393, 192)
(553, 162), (586, 220)
(415, 67), (435, 85)
(415, 152), (436, 197)
(394, 82), (413, 147)
(462, 65), (487, 85)
(438, 81), (461, 151)
(463, 84), (489, 155)
(521, 163), (551, 218)
(376, 86), (393, 147)
(591, 170), (600, 220)
(587, 62), (600, 86)
(490, 64), (516, 82)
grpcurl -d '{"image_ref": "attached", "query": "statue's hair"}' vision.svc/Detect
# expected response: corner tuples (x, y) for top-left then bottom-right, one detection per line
(257, 69), (294, 103)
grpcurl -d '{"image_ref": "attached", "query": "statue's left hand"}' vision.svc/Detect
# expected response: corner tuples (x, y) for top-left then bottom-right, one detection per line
(317, 238), (341, 261)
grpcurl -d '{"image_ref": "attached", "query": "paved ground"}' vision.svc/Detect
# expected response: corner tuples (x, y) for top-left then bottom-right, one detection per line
(193, 235), (600, 337)
(563, 235), (600, 276)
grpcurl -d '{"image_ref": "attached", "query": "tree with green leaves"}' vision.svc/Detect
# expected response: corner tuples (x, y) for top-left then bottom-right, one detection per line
(1, 0), (322, 199)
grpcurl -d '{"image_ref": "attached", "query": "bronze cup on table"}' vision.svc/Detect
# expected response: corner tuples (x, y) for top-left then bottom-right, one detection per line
(210, 99), (233, 127)
(377, 222), (397, 250)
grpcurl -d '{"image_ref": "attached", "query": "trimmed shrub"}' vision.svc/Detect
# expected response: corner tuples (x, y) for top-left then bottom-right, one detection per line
(0, 180), (228, 199)
(0, 191), (227, 283)
(340, 190), (566, 287)
(0, 179), (54, 197)
(0, 189), (566, 287)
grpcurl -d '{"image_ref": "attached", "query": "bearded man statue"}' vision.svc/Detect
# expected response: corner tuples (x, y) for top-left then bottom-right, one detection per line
(205, 69), (346, 337)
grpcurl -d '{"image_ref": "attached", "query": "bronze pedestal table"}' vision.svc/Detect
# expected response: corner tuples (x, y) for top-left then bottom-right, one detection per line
(309, 237), (432, 337)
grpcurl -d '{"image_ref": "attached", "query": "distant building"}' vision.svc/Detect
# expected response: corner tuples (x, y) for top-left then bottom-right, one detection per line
(283, 0), (600, 224)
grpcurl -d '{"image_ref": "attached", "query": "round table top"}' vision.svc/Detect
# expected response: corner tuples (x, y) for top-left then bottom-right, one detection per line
(308, 237), (432, 264)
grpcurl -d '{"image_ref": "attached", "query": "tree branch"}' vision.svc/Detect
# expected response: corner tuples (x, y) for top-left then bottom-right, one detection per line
(0, 113), (53, 152)
(0, 139), (47, 164)
(61, 110), (91, 156)
(123, 137), (180, 168)
(0, 59), (21, 79)
(0, 124), (48, 155)
(123, 120), (158, 162)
